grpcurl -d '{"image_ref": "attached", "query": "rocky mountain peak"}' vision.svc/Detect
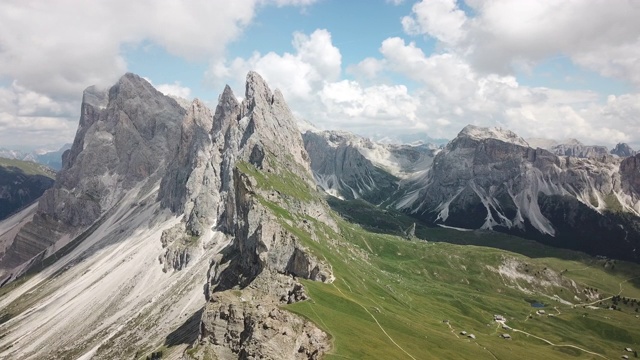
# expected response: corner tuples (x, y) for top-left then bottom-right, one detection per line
(457, 125), (529, 147)
(611, 142), (637, 157)
(244, 71), (273, 110)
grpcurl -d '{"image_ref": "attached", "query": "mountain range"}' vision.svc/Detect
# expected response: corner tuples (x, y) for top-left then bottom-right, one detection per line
(0, 144), (72, 171)
(0, 72), (639, 359)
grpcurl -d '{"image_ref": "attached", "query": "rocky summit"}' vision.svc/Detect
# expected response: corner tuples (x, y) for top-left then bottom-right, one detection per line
(1, 72), (640, 360)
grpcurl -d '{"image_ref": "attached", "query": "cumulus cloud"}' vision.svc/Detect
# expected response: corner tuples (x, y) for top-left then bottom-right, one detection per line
(319, 81), (419, 129)
(208, 29), (341, 101)
(403, 0), (640, 86)
(402, 0), (467, 45)
(0, 0), (316, 149)
(0, 84), (77, 148)
(154, 82), (192, 99)
(356, 35), (639, 147)
(206, 24), (640, 148)
(347, 57), (386, 80)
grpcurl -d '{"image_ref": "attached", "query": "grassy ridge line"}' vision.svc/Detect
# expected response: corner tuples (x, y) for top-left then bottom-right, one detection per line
(0, 157), (55, 178)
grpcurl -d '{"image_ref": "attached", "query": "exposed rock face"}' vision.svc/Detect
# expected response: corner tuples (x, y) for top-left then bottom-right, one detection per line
(621, 154), (640, 195)
(393, 125), (640, 261)
(156, 72), (333, 358)
(303, 130), (437, 202)
(0, 73), (185, 273)
(611, 143), (637, 157)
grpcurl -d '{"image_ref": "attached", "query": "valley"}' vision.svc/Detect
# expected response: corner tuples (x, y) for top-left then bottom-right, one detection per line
(0, 72), (638, 360)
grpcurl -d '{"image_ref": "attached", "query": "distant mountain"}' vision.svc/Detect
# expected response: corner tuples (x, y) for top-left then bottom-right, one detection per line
(611, 142), (637, 157)
(303, 130), (438, 203)
(0, 144), (71, 170)
(527, 137), (611, 159)
(391, 126), (640, 261)
(34, 144), (72, 170)
(0, 157), (55, 221)
(310, 125), (640, 262)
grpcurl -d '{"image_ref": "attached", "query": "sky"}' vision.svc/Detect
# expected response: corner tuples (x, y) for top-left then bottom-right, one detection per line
(1, 0), (640, 150)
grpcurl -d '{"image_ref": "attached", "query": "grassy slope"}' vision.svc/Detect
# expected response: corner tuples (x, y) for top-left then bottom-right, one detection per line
(239, 163), (640, 359)
(0, 157), (55, 178)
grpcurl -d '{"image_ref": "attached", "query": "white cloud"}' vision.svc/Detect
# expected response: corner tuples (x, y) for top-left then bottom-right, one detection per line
(403, 0), (640, 86)
(319, 80), (418, 127)
(154, 82), (192, 99)
(0, 85), (77, 148)
(0, 0), (317, 149)
(358, 35), (640, 147)
(347, 57), (386, 80)
(207, 25), (640, 148)
(402, 0), (467, 45)
(208, 29), (341, 101)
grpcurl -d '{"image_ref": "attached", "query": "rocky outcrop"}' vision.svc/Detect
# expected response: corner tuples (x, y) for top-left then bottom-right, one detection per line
(611, 143), (637, 157)
(198, 276), (329, 360)
(621, 154), (640, 196)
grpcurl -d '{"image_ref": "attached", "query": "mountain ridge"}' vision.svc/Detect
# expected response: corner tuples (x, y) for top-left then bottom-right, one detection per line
(1, 72), (639, 359)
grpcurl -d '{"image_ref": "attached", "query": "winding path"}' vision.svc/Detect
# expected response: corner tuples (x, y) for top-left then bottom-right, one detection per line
(510, 328), (608, 359)
(332, 282), (417, 360)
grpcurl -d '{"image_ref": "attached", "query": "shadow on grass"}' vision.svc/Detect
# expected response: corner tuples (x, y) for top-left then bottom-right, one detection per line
(327, 196), (640, 286)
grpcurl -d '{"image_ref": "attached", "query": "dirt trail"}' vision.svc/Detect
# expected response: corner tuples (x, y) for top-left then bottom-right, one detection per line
(510, 328), (608, 359)
(332, 281), (417, 360)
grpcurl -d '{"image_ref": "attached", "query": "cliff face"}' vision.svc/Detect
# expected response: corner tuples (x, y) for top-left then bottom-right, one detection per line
(303, 130), (437, 203)
(392, 125), (640, 261)
(169, 72), (333, 359)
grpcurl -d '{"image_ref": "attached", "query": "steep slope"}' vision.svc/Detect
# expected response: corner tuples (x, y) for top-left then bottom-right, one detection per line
(394, 125), (640, 262)
(0, 72), (333, 360)
(303, 130), (437, 203)
(0, 158), (54, 221)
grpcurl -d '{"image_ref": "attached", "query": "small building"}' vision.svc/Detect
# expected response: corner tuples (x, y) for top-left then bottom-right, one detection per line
(443, 320), (449, 324)
(501, 333), (511, 339)
(537, 310), (546, 315)
(460, 331), (467, 335)
(621, 355), (628, 359)
(625, 348), (633, 352)
(502, 324), (511, 330)
(468, 334), (476, 339)
(494, 315), (506, 322)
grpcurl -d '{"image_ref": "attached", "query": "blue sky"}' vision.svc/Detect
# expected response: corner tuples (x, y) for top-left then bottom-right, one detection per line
(1, 0), (639, 149)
